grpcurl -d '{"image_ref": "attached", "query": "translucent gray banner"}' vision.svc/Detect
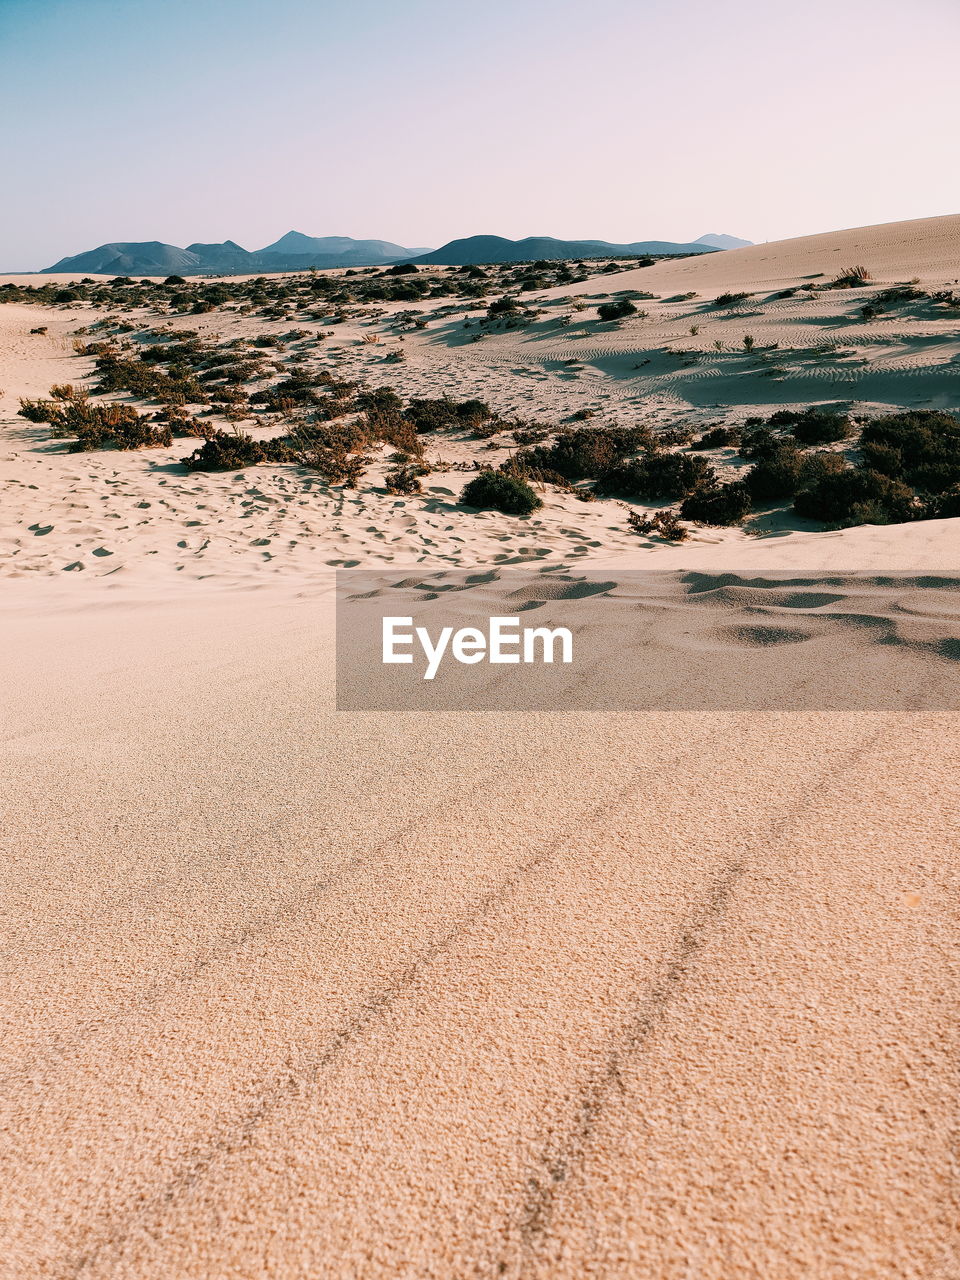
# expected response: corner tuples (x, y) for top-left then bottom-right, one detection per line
(336, 569), (960, 711)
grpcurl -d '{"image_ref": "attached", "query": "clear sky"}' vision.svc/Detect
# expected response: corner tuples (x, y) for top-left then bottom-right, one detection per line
(1, 0), (958, 269)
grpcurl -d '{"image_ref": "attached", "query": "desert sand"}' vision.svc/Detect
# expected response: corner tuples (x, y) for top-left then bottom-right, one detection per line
(1, 216), (959, 1278)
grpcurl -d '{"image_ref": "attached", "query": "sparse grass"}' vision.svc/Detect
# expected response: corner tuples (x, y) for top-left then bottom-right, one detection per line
(830, 265), (873, 288)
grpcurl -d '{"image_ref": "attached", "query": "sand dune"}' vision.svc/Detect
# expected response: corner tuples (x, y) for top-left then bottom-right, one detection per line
(3, 219), (960, 582)
(539, 211), (960, 299)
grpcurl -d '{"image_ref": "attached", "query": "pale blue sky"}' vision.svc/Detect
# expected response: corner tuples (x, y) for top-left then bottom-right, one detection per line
(1, 0), (958, 268)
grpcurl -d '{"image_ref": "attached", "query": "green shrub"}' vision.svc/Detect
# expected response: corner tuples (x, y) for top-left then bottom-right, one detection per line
(515, 425), (653, 481)
(596, 298), (638, 322)
(746, 446), (847, 502)
(487, 295), (520, 317)
(744, 445), (804, 500)
(680, 481), (752, 524)
(461, 470), (542, 515)
(925, 486), (960, 519)
(94, 353), (206, 404)
(597, 451), (715, 500)
(794, 467), (917, 526)
(768, 406), (852, 444)
(858, 410), (960, 494)
(19, 390), (171, 451)
(691, 425), (740, 450)
(183, 430), (293, 471)
(404, 397), (492, 432)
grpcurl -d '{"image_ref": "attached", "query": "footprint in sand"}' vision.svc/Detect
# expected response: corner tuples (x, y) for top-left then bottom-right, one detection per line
(29, 523), (54, 536)
(91, 547), (113, 557)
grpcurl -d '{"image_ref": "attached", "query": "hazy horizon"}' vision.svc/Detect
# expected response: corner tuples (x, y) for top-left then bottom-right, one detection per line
(2, 0), (959, 270)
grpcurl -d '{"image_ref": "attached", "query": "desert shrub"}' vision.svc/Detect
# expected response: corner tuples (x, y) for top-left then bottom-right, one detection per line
(691, 425), (740, 450)
(275, 419), (375, 486)
(714, 291), (751, 308)
(739, 421), (786, 457)
(925, 486), (960, 519)
(487, 295), (520, 317)
(404, 397), (492, 432)
(461, 470), (542, 515)
(20, 393), (171, 451)
(744, 444), (805, 500)
(830, 265), (872, 288)
(385, 460), (430, 494)
(768, 406), (852, 444)
(596, 298), (638, 322)
(30, 325), (48, 335)
(680, 481), (752, 525)
(294, 441), (369, 485)
(248, 373), (327, 410)
(875, 285), (924, 306)
(656, 425), (696, 447)
(745, 445), (848, 503)
(152, 404), (206, 436)
(93, 353), (206, 404)
(857, 410), (960, 494)
(17, 397), (58, 423)
(183, 430), (294, 471)
(358, 388), (422, 455)
(515, 425), (653, 481)
(794, 467), (917, 526)
(625, 508), (688, 540)
(597, 451), (715, 500)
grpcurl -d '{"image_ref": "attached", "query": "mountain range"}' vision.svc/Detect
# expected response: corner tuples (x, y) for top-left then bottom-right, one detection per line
(408, 234), (737, 265)
(42, 230), (752, 275)
(42, 234), (432, 276)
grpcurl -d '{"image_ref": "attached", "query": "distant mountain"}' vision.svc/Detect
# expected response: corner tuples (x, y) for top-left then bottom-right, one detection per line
(695, 233), (753, 250)
(184, 240), (255, 270)
(257, 232), (414, 264)
(409, 235), (719, 265)
(43, 241), (203, 275)
(43, 233), (432, 275)
(42, 231), (745, 275)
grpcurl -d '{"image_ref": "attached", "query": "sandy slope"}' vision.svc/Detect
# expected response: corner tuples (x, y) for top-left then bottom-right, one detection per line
(1, 216), (959, 1278)
(539, 211), (960, 298)
(3, 215), (960, 581)
(2, 574), (958, 1279)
